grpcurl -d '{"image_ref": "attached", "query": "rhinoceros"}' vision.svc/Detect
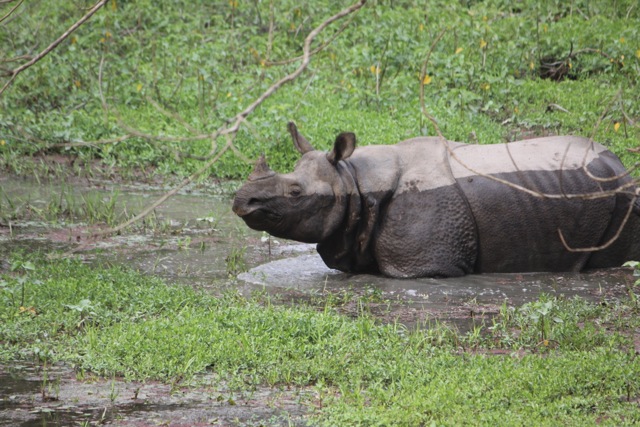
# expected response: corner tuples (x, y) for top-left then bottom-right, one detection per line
(232, 122), (640, 278)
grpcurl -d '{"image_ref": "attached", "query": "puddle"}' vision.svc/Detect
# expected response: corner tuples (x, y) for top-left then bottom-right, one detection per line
(0, 363), (310, 426)
(239, 253), (631, 329)
(0, 177), (255, 282)
(0, 176), (635, 425)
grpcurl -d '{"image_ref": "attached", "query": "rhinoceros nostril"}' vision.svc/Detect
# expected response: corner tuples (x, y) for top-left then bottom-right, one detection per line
(248, 198), (260, 206)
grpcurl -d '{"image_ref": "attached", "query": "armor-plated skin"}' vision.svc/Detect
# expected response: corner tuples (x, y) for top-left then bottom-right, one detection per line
(232, 123), (640, 279)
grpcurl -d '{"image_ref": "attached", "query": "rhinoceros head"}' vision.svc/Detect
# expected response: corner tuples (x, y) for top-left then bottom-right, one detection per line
(232, 122), (357, 243)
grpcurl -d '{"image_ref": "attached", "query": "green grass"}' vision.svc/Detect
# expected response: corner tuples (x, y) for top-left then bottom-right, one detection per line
(1, 2), (640, 424)
(1, 0), (638, 180)
(1, 254), (639, 425)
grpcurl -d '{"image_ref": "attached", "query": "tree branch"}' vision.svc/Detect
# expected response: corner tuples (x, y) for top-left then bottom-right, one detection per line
(0, 0), (108, 96)
(558, 189), (639, 252)
(0, 0), (23, 25)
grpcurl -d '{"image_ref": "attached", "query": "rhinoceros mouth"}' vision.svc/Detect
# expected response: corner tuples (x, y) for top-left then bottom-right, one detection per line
(238, 207), (282, 230)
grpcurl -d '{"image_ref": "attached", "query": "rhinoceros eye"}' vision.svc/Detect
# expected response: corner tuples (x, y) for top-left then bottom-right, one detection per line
(289, 185), (302, 197)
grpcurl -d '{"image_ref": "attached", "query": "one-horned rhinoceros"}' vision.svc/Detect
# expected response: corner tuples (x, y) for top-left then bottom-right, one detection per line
(232, 122), (640, 278)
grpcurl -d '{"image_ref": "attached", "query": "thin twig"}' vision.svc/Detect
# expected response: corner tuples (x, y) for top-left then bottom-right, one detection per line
(0, 0), (108, 96)
(98, 58), (209, 161)
(264, 13), (357, 66)
(419, 27), (446, 133)
(0, 55), (32, 65)
(265, 0), (275, 62)
(580, 90), (640, 184)
(92, 135), (236, 236)
(43, 135), (133, 150)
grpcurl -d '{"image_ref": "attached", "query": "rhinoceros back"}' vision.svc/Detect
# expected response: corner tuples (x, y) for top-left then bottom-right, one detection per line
(449, 136), (638, 272)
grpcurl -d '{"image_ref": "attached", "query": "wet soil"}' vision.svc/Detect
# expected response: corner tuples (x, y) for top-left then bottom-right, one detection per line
(0, 175), (635, 425)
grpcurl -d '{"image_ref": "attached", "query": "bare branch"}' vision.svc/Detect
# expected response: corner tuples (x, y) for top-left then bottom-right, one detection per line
(558, 189), (639, 252)
(0, 0), (23, 24)
(84, 1), (366, 170)
(88, 0), (368, 237)
(221, 0), (367, 139)
(0, 0), (108, 96)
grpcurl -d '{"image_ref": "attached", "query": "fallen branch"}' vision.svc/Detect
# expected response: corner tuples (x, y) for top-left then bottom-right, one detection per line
(539, 45), (622, 81)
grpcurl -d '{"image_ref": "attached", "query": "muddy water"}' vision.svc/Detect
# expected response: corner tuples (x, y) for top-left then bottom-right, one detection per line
(0, 178), (250, 280)
(240, 253), (631, 328)
(0, 176), (634, 426)
(2, 177), (629, 327)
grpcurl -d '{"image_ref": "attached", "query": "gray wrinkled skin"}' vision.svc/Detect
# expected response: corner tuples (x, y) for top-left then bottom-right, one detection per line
(232, 122), (640, 278)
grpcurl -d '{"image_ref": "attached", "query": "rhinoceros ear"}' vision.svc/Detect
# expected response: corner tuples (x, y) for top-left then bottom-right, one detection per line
(327, 132), (356, 165)
(288, 121), (315, 154)
(248, 154), (275, 181)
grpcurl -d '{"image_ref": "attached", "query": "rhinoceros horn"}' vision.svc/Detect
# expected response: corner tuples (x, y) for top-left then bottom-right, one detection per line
(248, 154), (275, 181)
(288, 121), (314, 154)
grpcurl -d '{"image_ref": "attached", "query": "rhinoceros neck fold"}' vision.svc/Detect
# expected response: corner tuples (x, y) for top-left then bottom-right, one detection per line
(336, 160), (362, 234)
(315, 160), (379, 274)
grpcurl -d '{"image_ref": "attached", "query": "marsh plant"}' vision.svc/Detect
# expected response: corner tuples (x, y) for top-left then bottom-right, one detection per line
(40, 364), (61, 402)
(2, 259), (41, 309)
(80, 191), (122, 227)
(0, 186), (127, 228)
(518, 299), (563, 345)
(622, 261), (640, 305)
(63, 299), (97, 330)
(225, 246), (248, 277)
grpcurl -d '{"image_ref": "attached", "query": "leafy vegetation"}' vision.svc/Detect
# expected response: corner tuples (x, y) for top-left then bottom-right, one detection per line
(1, 255), (639, 425)
(1, 0), (638, 181)
(1, 1), (640, 425)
